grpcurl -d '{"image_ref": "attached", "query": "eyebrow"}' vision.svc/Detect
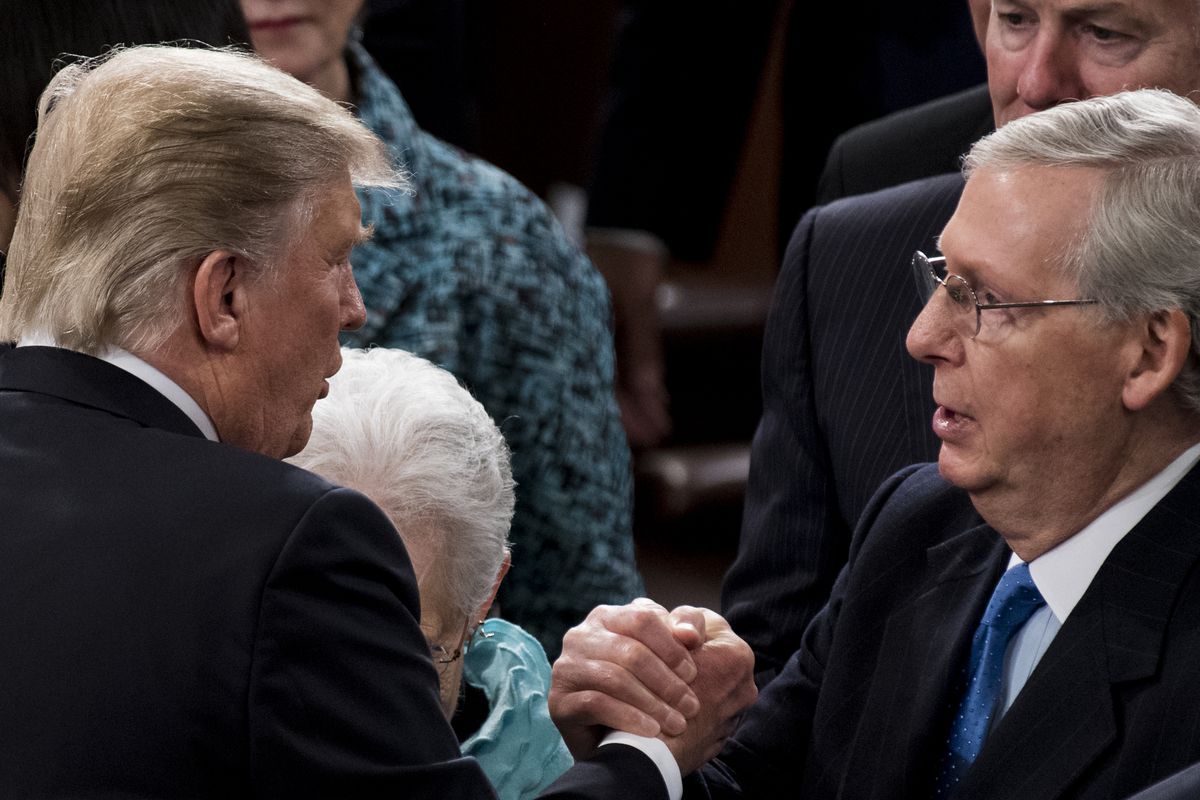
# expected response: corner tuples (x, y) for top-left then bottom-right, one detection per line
(1060, 1), (1156, 29)
(355, 224), (375, 246)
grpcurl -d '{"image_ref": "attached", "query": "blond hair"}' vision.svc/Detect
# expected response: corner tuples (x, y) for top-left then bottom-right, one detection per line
(0, 45), (401, 353)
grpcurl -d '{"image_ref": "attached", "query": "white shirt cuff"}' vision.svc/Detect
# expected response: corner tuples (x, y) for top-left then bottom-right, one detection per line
(600, 731), (683, 800)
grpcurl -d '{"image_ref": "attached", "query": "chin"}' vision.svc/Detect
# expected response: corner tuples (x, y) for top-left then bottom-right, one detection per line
(281, 420), (314, 459)
(936, 447), (992, 493)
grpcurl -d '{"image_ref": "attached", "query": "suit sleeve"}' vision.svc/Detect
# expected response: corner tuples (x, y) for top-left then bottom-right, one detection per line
(720, 206), (852, 685)
(248, 487), (498, 798)
(538, 744), (670, 800)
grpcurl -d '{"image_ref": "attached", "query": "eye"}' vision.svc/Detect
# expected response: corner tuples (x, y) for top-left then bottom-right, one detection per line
(944, 276), (974, 307)
(1075, 21), (1142, 65)
(1084, 24), (1114, 40)
(977, 287), (1004, 305)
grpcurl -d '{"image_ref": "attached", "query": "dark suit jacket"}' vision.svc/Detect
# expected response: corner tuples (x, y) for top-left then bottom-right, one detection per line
(722, 173), (963, 682)
(701, 462), (1200, 798)
(816, 83), (993, 205)
(0, 346), (651, 800)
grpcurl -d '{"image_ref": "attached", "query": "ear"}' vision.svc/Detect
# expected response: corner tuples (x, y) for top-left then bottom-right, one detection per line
(1122, 309), (1193, 412)
(192, 250), (248, 351)
(473, 550), (512, 623)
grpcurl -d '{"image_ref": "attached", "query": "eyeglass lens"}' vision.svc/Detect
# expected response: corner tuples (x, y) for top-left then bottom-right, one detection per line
(918, 252), (982, 338)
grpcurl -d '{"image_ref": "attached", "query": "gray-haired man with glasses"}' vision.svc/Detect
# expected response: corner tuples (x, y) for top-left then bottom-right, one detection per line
(551, 88), (1200, 800)
(724, 0), (1200, 688)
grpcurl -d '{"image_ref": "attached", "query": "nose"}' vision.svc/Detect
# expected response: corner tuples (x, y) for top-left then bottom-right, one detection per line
(1015, 34), (1084, 114)
(906, 290), (962, 366)
(339, 263), (367, 331)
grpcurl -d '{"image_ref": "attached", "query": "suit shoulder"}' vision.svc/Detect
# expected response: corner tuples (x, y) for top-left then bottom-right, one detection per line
(134, 432), (389, 538)
(835, 84), (992, 159)
(819, 172), (966, 223)
(819, 84), (993, 201)
(784, 173), (965, 270)
(853, 463), (980, 553)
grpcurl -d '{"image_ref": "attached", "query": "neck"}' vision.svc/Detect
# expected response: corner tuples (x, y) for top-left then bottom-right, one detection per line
(974, 412), (1200, 560)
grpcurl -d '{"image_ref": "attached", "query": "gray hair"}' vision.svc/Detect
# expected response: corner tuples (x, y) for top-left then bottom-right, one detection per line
(0, 44), (401, 354)
(287, 348), (514, 632)
(964, 88), (1200, 413)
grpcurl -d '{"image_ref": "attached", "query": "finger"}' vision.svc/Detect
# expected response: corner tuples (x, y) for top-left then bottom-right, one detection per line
(552, 655), (689, 736)
(602, 600), (698, 684)
(555, 628), (700, 725)
(667, 605), (706, 649)
(551, 690), (663, 739)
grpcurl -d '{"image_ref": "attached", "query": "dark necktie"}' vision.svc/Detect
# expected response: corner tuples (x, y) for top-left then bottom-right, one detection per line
(935, 562), (1046, 797)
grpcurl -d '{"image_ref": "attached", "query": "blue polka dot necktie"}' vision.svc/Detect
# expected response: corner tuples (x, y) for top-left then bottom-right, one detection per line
(935, 562), (1046, 797)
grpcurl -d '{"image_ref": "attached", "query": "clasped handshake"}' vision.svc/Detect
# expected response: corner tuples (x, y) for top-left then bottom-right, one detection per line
(548, 598), (760, 775)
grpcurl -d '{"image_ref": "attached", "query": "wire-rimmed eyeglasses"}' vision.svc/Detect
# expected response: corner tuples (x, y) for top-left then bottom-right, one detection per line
(912, 250), (1098, 339)
(428, 623), (495, 665)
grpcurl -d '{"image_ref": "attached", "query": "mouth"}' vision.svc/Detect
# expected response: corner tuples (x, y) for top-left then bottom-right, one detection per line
(931, 402), (976, 441)
(248, 16), (307, 32)
(319, 378), (330, 399)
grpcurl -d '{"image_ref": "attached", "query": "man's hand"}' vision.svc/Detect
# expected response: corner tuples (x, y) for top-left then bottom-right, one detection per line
(549, 598), (757, 777)
(659, 608), (758, 775)
(550, 598), (702, 758)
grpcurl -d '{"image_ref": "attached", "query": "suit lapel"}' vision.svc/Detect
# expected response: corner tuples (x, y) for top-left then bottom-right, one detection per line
(956, 464), (1200, 800)
(0, 346), (203, 439)
(841, 522), (1008, 798)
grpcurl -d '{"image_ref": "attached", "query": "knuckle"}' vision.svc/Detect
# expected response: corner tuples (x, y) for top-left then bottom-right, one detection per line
(591, 661), (621, 688)
(614, 637), (646, 667)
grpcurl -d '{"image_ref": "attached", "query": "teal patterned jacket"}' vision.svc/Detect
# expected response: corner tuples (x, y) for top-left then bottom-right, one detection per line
(344, 43), (642, 654)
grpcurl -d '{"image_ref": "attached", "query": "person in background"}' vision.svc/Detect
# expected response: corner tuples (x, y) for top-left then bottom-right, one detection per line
(240, 0), (641, 655)
(289, 347), (574, 800)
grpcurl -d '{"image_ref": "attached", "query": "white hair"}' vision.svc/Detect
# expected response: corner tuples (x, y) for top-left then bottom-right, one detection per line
(964, 88), (1200, 413)
(287, 348), (513, 631)
(0, 44), (401, 353)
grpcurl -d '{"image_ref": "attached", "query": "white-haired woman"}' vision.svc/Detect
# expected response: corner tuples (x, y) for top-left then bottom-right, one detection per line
(288, 347), (572, 800)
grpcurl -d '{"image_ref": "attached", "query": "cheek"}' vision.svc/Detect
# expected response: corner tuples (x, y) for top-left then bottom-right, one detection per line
(986, 53), (1020, 117)
(320, 1), (361, 51)
(974, 363), (1048, 441)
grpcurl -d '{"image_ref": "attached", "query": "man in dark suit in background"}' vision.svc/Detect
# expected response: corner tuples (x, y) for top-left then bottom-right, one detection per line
(0, 44), (683, 799)
(723, 0), (1200, 683)
(553, 89), (1200, 799)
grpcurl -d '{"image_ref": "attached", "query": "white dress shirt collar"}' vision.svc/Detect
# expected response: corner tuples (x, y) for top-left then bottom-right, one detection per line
(1009, 440), (1200, 622)
(16, 335), (219, 442)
